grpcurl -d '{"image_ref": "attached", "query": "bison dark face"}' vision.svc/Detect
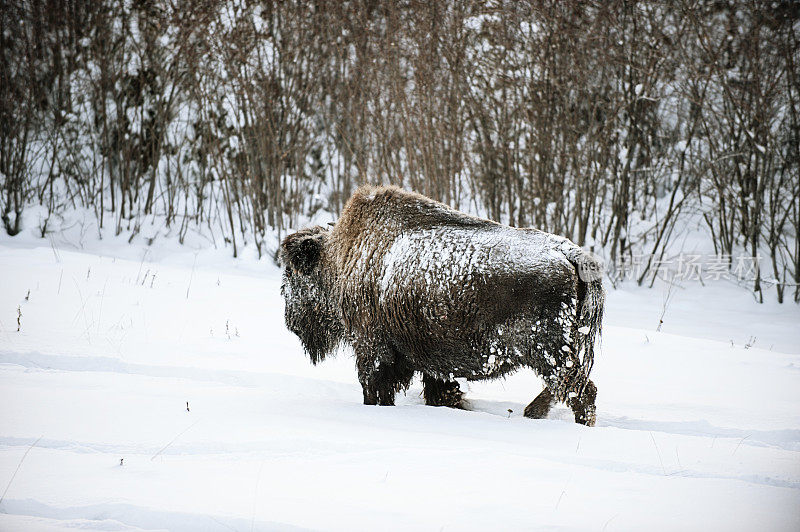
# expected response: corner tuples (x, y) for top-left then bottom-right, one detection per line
(280, 226), (344, 364)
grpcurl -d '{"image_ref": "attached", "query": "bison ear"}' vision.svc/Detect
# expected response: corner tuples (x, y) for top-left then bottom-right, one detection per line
(281, 227), (326, 275)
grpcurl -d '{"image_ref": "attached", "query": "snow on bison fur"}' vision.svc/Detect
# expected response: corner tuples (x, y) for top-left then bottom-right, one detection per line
(280, 185), (604, 425)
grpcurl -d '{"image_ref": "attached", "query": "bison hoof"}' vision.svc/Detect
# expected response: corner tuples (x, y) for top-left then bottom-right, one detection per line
(524, 388), (555, 419)
(569, 380), (597, 426)
(573, 408), (597, 426)
(423, 376), (464, 408)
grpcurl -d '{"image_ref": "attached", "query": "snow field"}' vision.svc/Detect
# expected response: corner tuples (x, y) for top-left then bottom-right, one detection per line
(1, 235), (799, 531)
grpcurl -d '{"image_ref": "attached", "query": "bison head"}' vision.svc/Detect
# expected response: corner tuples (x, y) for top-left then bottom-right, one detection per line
(279, 226), (344, 364)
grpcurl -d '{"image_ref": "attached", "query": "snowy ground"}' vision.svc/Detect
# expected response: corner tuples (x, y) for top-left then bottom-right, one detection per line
(1, 227), (799, 531)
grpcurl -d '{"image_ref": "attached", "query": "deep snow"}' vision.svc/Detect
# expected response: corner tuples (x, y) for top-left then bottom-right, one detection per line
(1, 225), (799, 531)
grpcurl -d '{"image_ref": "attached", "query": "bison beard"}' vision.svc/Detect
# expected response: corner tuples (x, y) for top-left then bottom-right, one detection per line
(280, 185), (604, 426)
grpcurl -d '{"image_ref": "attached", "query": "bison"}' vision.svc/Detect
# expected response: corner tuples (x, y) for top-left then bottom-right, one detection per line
(280, 185), (604, 425)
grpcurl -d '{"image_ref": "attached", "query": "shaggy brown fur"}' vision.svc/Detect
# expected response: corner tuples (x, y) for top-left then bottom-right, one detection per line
(280, 185), (604, 425)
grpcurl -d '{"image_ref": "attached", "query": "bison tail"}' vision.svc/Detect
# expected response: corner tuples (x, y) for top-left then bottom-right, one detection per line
(564, 247), (605, 384)
(577, 275), (604, 381)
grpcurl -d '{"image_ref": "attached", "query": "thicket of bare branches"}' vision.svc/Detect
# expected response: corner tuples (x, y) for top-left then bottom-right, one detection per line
(1, 0), (798, 301)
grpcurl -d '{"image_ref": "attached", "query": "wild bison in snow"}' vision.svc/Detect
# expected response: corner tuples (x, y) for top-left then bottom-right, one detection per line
(280, 185), (604, 425)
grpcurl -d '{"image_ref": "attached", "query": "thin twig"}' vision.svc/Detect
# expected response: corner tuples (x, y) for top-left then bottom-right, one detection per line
(650, 432), (667, 475)
(656, 278), (676, 332)
(186, 252), (198, 299)
(732, 435), (750, 455)
(135, 249), (150, 285)
(250, 459), (266, 532)
(0, 436), (42, 504)
(48, 236), (61, 263)
(555, 490), (566, 510)
(151, 419), (201, 461)
(97, 277), (108, 332)
(602, 514), (619, 531)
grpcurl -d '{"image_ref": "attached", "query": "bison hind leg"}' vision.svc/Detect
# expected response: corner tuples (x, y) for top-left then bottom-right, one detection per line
(523, 387), (555, 419)
(567, 379), (597, 426)
(422, 374), (464, 408)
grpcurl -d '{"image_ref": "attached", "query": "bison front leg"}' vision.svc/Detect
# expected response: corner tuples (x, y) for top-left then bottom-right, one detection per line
(422, 374), (464, 408)
(567, 379), (597, 426)
(355, 340), (414, 406)
(523, 387), (555, 419)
